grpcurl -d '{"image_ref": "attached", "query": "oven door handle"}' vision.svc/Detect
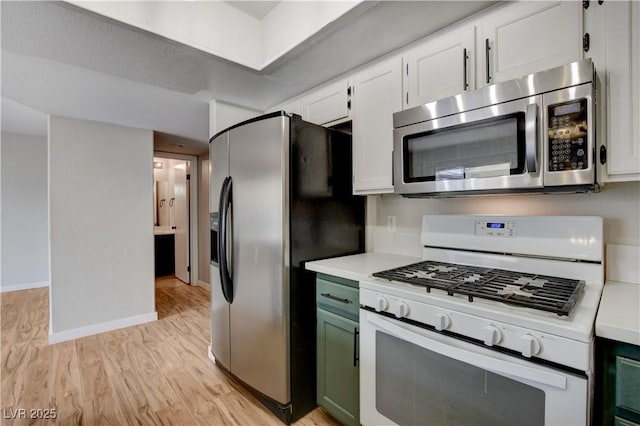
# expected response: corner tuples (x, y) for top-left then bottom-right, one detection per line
(366, 312), (567, 390)
(525, 103), (538, 173)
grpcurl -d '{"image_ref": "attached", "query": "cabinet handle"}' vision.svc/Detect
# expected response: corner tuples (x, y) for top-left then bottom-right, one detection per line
(320, 293), (351, 304)
(353, 327), (359, 367)
(485, 38), (492, 84)
(462, 48), (469, 91)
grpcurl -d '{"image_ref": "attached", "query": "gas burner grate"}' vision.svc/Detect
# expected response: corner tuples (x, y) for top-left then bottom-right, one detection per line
(372, 260), (585, 316)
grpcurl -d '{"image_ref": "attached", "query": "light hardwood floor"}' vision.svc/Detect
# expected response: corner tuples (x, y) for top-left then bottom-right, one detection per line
(1, 278), (340, 426)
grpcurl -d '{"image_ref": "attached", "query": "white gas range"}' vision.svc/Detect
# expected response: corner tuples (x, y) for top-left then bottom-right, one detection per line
(359, 215), (603, 426)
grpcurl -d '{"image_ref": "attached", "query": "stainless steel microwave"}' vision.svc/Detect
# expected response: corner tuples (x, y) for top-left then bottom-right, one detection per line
(393, 59), (598, 197)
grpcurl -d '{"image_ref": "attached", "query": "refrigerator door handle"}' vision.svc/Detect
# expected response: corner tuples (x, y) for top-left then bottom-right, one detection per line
(218, 176), (234, 303)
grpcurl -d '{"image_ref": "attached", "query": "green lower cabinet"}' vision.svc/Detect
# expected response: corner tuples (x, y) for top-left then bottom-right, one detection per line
(597, 338), (640, 426)
(615, 416), (640, 426)
(317, 308), (359, 426)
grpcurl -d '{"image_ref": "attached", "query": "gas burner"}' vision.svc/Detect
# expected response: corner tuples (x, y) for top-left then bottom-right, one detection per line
(429, 265), (456, 273)
(463, 274), (484, 284)
(498, 285), (534, 298)
(514, 277), (549, 288)
(373, 260), (585, 316)
(403, 270), (436, 279)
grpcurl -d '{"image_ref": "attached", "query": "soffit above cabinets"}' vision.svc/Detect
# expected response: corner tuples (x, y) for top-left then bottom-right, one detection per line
(1, 0), (496, 148)
(223, 1), (281, 20)
(66, 0), (362, 71)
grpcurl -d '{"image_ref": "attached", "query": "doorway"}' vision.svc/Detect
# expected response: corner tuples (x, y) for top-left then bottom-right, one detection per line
(153, 153), (199, 285)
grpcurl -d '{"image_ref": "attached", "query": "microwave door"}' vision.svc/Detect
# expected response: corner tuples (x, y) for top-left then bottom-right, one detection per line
(394, 96), (544, 196)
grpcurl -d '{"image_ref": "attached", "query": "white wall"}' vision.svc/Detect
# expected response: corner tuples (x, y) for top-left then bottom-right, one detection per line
(0, 132), (49, 291)
(48, 116), (156, 342)
(371, 181), (640, 257)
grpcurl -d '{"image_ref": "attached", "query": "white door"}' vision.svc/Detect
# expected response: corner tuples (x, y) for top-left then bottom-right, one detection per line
(404, 25), (475, 109)
(352, 55), (402, 194)
(173, 160), (190, 283)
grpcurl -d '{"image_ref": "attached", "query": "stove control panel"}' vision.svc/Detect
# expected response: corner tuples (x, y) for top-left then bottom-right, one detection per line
(519, 334), (542, 358)
(483, 325), (502, 346)
(359, 285), (591, 371)
(475, 220), (517, 238)
(375, 296), (389, 312)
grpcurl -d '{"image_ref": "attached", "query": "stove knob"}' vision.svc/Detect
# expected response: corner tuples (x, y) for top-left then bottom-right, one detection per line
(396, 302), (410, 318)
(483, 325), (502, 347)
(434, 313), (451, 331)
(519, 334), (541, 358)
(375, 296), (389, 312)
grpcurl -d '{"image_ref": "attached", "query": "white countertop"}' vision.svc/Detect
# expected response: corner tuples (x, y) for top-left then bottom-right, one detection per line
(596, 281), (640, 346)
(595, 244), (640, 346)
(305, 252), (420, 283)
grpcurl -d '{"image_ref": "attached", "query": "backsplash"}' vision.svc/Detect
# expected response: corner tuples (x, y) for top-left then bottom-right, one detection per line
(369, 181), (640, 255)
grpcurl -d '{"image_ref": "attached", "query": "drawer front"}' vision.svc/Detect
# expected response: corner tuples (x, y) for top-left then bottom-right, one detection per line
(317, 278), (359, 321)
(617, 356), (640, 415)
(615, 416), (640, 426)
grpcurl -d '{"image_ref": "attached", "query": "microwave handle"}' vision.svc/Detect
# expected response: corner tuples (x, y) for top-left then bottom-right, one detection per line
(525, 103), (538, 173)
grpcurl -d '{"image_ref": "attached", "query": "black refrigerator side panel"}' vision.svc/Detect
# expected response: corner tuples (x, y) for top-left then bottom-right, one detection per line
(288, 115), (365, 422)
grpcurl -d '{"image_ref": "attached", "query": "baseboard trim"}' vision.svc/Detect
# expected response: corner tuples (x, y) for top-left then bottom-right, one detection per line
(0, 281), (49, 293)
(208, 345), (216, 364)
(196, 280), (210, 289)
(49, 311), (158, 344)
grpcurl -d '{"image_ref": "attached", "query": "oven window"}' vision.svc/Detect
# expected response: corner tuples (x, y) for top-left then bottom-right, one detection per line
(376, 331), (544, 426)
(403, 113), (526, 182)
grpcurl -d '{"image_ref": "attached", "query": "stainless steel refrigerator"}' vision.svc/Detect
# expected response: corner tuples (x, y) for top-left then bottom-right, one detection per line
(209, 112), (365, 423)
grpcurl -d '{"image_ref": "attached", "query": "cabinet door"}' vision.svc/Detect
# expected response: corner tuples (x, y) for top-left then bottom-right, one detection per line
(302, 79), (351, 125)
(602, 1), (640, 180)
(404, 25), (475, 109)
(478, 1), (582, 85)
(598, 339), (640, 426)
(352, 56), (402, 194)
(267, 98), (302, 116)
(317, 308), (359, 426)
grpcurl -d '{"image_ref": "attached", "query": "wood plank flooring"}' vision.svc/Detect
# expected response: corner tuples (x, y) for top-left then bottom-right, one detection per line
(0, 278), (340, 426)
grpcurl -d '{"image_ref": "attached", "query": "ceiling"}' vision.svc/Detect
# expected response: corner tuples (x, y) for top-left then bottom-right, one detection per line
(1, 1), (496, 154)
(223, 1), (281, 20)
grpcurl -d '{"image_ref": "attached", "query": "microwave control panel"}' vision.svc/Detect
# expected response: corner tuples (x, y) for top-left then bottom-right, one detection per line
(547, 99), (588, 172)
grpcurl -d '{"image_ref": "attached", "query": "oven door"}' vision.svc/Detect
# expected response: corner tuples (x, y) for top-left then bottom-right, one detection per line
(393, 96), (543, 196)
(360, 310), (589, 426)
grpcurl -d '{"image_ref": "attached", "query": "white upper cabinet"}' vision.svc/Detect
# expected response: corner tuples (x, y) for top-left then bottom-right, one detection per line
(267, 98), (302, 116)
(352, 56), (403, 194)
(478, 1), (582, 86)
(302, 78), (351, 126)
(588, 0), (640, 181)
(403, 26), (475, 109)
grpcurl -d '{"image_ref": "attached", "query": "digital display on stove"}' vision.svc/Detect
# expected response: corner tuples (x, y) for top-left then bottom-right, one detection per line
(487, 222), (505, 229)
